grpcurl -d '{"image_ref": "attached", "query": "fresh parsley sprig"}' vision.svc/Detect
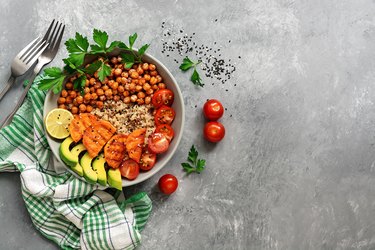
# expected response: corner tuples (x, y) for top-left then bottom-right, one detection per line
(179, 57), (204, 87)
(181, 145), (206, 174)
(38, 29), (150, 94)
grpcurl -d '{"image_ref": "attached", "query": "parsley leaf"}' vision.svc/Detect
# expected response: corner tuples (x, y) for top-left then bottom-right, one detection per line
(129, 33), (137, 48)
(65, 33), (89, 66)
(82, 61), (102, 75)
(73, 75), (87, 95)
(107, 41), (122, 52)
(181, 145), (206, 174)
(38, 67), (66, 94)
(138, 44), (150, 57)
(179, 57), (196, 71)
(121, 53), (135, 69)
(92, 29), (108, 51)
(191, 68), (204, 87)
(179, 57), (204, 87)
(97, 61), (111, 82)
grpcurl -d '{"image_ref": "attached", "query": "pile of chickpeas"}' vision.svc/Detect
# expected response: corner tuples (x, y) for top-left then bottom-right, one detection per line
(57, 56), (166, 114)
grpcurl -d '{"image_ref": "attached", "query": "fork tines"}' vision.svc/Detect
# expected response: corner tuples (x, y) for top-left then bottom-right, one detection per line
(44, 19), (65, 49)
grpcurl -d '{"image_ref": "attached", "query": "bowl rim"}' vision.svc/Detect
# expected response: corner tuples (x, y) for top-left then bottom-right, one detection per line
(43, 50), (185, 187)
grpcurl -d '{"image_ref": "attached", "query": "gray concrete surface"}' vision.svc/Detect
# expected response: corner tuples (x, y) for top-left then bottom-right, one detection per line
(1, 0), (375, 249)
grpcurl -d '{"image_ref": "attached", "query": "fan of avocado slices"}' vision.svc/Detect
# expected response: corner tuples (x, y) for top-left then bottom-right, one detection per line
(59, 136), (122, 190)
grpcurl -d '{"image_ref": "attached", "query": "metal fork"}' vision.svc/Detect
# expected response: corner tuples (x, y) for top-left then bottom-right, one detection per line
(1, 20), (65, 128)
(0, 37), (49, 100)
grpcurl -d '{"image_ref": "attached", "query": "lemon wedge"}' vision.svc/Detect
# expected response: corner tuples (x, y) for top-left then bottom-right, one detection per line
(45, 108), (73, 139)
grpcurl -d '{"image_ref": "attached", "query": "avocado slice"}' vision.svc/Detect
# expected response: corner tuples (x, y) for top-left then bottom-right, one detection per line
(80, 152), (97, 184)
(107, 168), (122, 190)
(59, 137), (77, 167)
(69, 144), (86, 177)
(92, 153), (107, 186)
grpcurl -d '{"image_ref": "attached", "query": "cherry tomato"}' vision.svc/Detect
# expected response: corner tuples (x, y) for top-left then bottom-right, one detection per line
(203, 99), (224, 121)
(148, 133), (169, 154)
(203, 121), (225, 142)
(158, 174), (178, 195)
(152, 89), (174, 108)
(155, 124), (174, 141)
(154, 106), (175, 126)
(120, 159), (140, 180)
(140, 151), (157, 171)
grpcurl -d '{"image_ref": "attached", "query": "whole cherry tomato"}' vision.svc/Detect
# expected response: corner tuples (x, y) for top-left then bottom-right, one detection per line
(203, 121), (225, 142)
(203, 99), (224, 121)
(158, 174), (178, 195)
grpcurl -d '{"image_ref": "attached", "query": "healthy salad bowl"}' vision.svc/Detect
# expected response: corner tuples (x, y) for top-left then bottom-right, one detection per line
(42, 30), (185, 189)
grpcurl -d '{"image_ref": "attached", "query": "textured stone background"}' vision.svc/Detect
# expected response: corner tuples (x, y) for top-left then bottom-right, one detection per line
(1, 0), (375, 249)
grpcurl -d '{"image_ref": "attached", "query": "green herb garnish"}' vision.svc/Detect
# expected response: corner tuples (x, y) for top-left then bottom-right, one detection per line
(181, 145), (206, 174)
(179, 57), (204, 87)
(38, 29), (150, 94)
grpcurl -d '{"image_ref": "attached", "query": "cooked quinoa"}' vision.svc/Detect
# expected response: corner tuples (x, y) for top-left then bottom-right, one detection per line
(91, 100), (155, 139)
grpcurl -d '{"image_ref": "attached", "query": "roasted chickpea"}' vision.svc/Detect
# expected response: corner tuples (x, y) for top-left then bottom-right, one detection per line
(84, 93), (91, 101)
(144, 74), (151, 81)
(112, 82), (119, 90)
(152, 85), (159, 90)
(143, 83), (151, 91)
(71, 106), (78, 114)
(146, 88), (154, 95)
(111, 57), (118, 64)
(136, 67), (144, 75)
(121, 77), (127, 84)
(91, 93), (98, 100)
(86, 105), (93, 112)
(79, 104), (87, 112)
(130, 95), (137, 102)
(118, 85), (125, 93)
(57, 97), (66, 104)
(123, 91), (130, 97)
(85, 79), (90, 87)
(76, 96), (84, 104)
(65, 82), (73, 90)
(130, 71), (139, 79)
(150, 77), (158, 85)
(135, 85), (143, 92)
(129, 83), (136, 91)
(116, 76), (122, 83)
(70, 91), (77, 99)
(105, 89), (113, 96)
(142, 63), (149, 71)
(89, 78), (96, 85)
(149, 64), (156, 71)
(145, 96), (151, 105)
(96, 89), (104, 96)
(90, 87), (95, 93)
(114, 68), (122, 76)
(90, 100), (97, 106)
(121, 72), (129, 78)
(158, 83), (166, 89)
(94, 82), (101, 89)
(58, 104), (67, 109)
(150, 70), (158, 76)
(137, 92), (145, 99)
(61, 90), (68, 98)
(137, 98), (145, 105)
(99, 95), (106, 101)
(84, 87), (90, 94)
(66, 96), (73, 104)
(124, 96), (131, 104)
(102, 85), (109, 91)
(156, 75), (162, 83)
(114, 95), (121, 101)
(96, 101), (104, 109)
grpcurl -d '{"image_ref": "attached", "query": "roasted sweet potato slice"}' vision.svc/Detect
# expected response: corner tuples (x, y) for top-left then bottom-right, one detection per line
(104, 134), (128, 169)
(83, 120), (116, 158)
(69, 113), (98, 142)
(126, 128), (146, 163)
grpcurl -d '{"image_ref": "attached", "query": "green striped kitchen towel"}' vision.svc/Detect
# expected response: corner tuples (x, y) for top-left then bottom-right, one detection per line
(0, 76), (152, 250)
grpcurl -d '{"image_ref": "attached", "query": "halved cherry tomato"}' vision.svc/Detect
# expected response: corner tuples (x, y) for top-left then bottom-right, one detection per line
(152, 89), (174, 108)
(148, 133), (169, 154)
(140, 151), (157, 171)
(155, 124), (174, 141)
(154, 106), (175, 126)
(203, 121), (225, 142)
(158, 174), (178, 195)
(203, 99), (224, 121)
(120, 159), (140, 180)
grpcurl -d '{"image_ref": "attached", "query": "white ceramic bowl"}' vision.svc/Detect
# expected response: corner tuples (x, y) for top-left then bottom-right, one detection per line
(43, 50), (185, 187)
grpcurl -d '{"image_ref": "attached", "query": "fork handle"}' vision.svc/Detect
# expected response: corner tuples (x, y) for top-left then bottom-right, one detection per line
(0, 65), (42, 128)
(0, 75), (16, 101)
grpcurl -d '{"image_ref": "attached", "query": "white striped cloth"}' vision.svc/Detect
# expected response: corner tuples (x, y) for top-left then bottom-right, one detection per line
(0, 76), (152, 249)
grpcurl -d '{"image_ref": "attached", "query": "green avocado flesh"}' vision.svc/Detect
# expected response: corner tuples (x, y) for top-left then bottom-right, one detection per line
(92, 153), (107, 186)
(80, 152), (98, 184)
(59, 137), (77, 167)
(107, 168), (122, 190)
(69, 144), (86, 177)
